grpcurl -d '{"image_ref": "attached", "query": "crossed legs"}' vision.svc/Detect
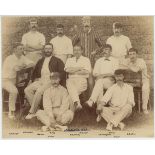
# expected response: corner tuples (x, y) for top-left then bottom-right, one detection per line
(101, 104), (132, 130)
(36, 109), (74, 131)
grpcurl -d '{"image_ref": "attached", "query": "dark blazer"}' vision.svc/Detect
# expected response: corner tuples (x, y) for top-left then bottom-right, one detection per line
(31, 56), (66, 86)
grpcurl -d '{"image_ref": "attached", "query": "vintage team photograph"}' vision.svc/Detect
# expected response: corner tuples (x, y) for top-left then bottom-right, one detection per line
(1, 16), (154, 138)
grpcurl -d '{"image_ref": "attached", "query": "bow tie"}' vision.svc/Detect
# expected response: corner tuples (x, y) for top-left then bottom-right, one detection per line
(105, 58), (110, 61)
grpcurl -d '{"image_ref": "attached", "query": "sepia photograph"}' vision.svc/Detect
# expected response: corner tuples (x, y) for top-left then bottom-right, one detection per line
(1, 16), (154, 138)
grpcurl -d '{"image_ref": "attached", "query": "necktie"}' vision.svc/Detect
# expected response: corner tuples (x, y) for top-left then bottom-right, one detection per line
(105, 58), (110, 61)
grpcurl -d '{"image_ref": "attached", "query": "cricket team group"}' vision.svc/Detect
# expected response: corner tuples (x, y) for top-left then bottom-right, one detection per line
(2, 17), (150, 131)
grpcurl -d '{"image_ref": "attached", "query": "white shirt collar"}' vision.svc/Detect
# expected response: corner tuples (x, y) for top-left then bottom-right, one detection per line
(113, 34), (123, 38)
(74, 55), (83, 61)
(56, 35), (66, 39)
(116, 83), (126, 88)
(29, 30), (39, 34)
(45, 55), (52, 60)
(13, 53), (23, 60)
(104, 56), (112, 61)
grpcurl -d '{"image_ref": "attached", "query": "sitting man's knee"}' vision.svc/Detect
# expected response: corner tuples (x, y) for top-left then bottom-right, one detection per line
(36, 110), (44, 116)
(45, 120), (51, 127)
(126, 104), (132, 109)
(66, 79), (72, 87)
(101, 106), (109, 113)
(36, 110), (51, 126)
(10, 88), (18, 95)
(123, 104), (132, 113)
(95, 78), (103, 84)
(24, 87), (30, 95)
(35, 88), (44, 96)
(60, 110), (74, 125)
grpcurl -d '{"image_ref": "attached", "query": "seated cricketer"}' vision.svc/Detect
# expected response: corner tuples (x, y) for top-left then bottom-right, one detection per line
(120, 48), (150, 114)
(36, 72), (74, 132)
(2, 43), (34, 119)
(86, 44), (119, 121)
(24, 43), (65, 119)
(97, 69), (135, 131)
(65, 45), (91, 111)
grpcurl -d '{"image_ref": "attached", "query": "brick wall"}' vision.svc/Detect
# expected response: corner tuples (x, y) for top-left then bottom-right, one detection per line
(2, 16), (154, 89)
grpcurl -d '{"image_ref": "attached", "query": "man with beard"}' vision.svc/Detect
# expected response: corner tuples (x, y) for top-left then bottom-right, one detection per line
(121, 48), (150, 114)
(36, 72), (74, 132)
(106, 22), (132, 64)
(21, 18), (45, 65)
(24, 43), (65, 119)
(50, 24), (73, 64)
(97, 69), (135, 131)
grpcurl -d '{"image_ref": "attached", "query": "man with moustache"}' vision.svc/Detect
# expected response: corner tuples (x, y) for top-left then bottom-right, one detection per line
(97, 69), (135, 131)
(36, 72), (74, 132)
(86, 44), (119, 122)
(50, 24), (73, 64)
(106, 22), (132, 64)
(21, 18), (45, 65)
(121, 48), (150, 114)
(2, 43), (34, 119)
(72, 16), (103, 65)
(24, 43), (65, 119)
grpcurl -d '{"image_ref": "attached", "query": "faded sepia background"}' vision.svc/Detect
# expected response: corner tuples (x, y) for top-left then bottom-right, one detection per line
(1, 16), (154, 138)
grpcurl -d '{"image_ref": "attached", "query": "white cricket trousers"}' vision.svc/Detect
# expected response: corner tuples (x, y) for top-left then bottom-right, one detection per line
(101, 104), (132, 127)
(24, 80), (51, 114)
(66, 77), (87, 103)
(90, 77), (114, 103)
(2, 78), (18, 112)
(36, 108), (74, 126)
(142, 79), (150, 110)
